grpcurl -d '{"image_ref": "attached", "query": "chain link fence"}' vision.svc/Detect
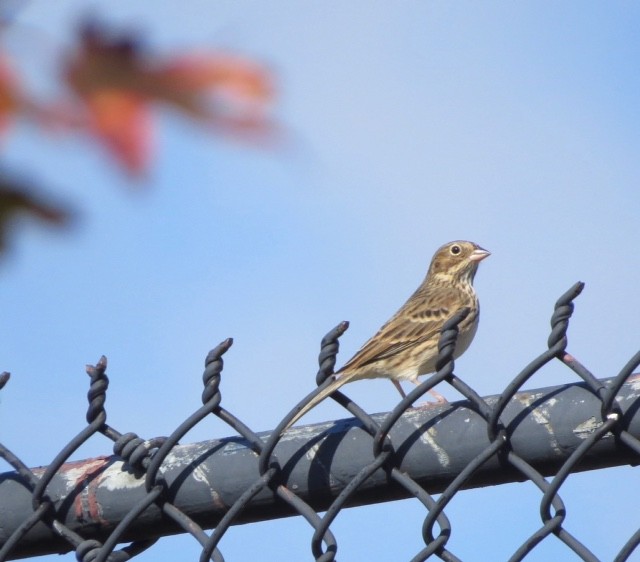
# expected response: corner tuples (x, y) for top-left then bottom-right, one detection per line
(1, 281), (640, 561)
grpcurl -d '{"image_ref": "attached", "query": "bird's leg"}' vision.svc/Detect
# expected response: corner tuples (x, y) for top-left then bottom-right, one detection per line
(427, 387), (448, 404)
(410, 378), (448, 404)
(392, 379), (407, 399)
(392, 379), (448, 404)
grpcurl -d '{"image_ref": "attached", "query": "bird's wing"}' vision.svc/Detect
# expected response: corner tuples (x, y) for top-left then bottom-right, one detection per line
(338, 286), (458, 372)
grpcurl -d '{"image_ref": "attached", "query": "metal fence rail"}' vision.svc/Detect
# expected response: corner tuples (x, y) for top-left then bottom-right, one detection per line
(1, 281), (639, 561)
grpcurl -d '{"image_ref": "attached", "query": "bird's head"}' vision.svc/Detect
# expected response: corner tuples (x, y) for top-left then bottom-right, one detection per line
(428, 240), (490, 284)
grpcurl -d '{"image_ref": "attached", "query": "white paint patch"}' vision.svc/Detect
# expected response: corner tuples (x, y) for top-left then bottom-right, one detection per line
(56, 458), (141, 492)
(419, 426), (450, 467)
(304, 442), (321, 462)
(573, 417), (603, 439)
(219, 441), (256, 455)
(516, 394), (562, 456)
(189, 463), (212, 486)
(521, 392), (543, 401)
(59, 458), (110, 485)
(305, 441), (337, 484)
(162, 443), (208, 469)
(401, 409), (450, 466)
(282, 422), (337, 440)
(100, 462), (143, 491)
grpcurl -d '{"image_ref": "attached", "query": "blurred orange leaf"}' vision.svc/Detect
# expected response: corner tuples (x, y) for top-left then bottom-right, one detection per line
(154, 54), (273, 118)
(0, 58), (19, 135)
(86, 90), (151, 175)
(65, 22), (274, 175)
(0, 56), (83, 138)
(0, 56), (46, 139)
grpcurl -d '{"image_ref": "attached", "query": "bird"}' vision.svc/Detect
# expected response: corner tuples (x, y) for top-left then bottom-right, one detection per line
(284, 240), (490, 431)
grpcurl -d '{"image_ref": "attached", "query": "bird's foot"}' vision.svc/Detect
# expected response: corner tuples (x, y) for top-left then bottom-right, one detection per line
(412, 388), (448, 408)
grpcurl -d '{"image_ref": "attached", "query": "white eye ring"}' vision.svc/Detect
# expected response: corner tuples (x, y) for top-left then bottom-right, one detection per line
(450, 244), (461, 255)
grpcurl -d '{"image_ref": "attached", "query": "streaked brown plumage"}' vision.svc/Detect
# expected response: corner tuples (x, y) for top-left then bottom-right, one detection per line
(285, 240), (490, 430)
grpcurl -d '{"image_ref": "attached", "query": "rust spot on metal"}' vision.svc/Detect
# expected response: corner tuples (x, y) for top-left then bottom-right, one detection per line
(57, 457), (111, 526)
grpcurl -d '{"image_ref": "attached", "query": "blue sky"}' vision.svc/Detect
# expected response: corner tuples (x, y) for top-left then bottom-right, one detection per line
(1, 2), (640, 560)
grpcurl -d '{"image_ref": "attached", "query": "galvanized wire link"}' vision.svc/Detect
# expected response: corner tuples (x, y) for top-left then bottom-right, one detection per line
(1, 282), (640, 561)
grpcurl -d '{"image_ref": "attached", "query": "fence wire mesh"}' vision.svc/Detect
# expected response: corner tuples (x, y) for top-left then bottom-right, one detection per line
(1, 281), (640, 561)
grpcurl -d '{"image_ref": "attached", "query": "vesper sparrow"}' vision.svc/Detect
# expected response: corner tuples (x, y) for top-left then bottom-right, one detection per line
(285, 240), (490, 429)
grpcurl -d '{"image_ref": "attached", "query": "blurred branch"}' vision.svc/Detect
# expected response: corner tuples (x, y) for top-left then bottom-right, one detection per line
(0, 177), (71, 253)
(0, 15), (277, 254)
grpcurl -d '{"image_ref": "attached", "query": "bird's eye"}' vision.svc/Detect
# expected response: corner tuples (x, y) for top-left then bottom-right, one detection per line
(450, 244), (461, 255)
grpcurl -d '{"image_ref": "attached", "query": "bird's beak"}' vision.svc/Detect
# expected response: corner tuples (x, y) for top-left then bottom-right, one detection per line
(469, 247), (491, 262)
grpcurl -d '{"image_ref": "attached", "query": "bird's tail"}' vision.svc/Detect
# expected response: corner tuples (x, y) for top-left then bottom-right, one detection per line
(282, 374), (352, 433)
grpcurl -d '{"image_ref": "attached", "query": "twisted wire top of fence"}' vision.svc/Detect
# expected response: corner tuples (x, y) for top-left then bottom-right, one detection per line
(1, 281), (640, 561)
